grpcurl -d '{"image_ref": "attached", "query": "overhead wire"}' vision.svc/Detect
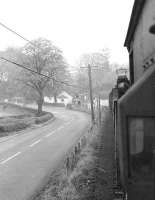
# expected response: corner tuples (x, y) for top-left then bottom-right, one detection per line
(0, 56), (83, 89)
(0, 22), (35, 46)
(0, 56), (51, 79)
(0, 22), (82, 89)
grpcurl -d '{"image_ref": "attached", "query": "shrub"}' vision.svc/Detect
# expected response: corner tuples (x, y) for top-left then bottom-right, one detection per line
(44, 102), (65, 107)
(35, 113), (53, 124)
(66, 103), (72, 109)
(0, 103), (54, 135)
(0, 122), (29, 132)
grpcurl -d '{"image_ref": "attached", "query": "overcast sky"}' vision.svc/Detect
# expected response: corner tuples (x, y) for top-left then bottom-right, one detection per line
(0, 0), (134, 66)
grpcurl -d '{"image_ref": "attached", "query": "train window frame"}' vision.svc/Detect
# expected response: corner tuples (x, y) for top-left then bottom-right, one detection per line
(127, 116), (155, 178)
(128, 118), (144, 155)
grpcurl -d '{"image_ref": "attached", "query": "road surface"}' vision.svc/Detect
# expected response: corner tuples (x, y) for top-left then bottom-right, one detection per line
(0, 107), (90, 200)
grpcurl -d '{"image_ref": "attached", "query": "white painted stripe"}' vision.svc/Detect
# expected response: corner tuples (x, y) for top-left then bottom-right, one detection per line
(57, 126), (64, 131)
(44, 132), (55, 138)
(65, 120), (73, 125)
(44, 126), (64, 138)
(1, 152), (21, 164)
(29, 139), (41, 147)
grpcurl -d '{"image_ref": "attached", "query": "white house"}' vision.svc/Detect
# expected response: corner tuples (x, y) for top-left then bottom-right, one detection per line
(44, 91), (73, 106)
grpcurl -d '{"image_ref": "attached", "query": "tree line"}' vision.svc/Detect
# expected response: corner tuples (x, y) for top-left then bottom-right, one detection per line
(0, 38), (122, 114)
(0, 38), (68, 114)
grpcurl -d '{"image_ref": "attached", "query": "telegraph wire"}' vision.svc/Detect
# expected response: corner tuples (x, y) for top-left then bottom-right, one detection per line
(0, 22), (83, 88)
(0, 22), (35, 47)
(0, 56), (83, 89)
(0, 56), (50, 79)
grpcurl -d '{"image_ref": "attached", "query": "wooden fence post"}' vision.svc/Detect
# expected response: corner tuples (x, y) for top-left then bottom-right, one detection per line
(66, 157), (70, 175)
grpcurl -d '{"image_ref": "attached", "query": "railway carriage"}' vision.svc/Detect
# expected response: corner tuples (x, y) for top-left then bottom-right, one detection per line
(112, 1), (155, 199)
(110, 66), (155, 200)
(112, 67), (155, 200)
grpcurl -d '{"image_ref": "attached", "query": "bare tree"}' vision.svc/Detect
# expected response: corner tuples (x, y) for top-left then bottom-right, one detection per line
(77, 49), (115, 99)
(20, 38), (67, 114)
(0, 47), (24, 101)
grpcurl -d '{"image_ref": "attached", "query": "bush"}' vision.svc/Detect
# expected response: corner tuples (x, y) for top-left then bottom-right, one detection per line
(0, 103), (54, 135)
(44, 102), (65, 107)
(0, 116), (37, 132)
(66, 103), (72, 109)
(0, 113), (52, 133)
(0, 122), (29, 132)
(35, 113), (53, 124)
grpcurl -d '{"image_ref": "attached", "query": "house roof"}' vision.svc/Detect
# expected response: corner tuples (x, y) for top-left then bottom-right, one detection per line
(58, 94), (67, 99)
(124, 0), (146, 49)
(57, 91), (73, 99)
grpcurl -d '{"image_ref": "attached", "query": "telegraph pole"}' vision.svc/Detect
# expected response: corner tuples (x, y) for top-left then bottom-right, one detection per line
(88, 64), (95, 123)
(98, 95), (101, 126)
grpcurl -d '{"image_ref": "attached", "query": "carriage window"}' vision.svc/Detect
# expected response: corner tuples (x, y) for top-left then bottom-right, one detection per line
(128, 117), (155, 181)
(128, 118), (144, 154)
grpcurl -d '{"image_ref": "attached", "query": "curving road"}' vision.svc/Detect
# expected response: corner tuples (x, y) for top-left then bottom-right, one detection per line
(0, 106), (90, 200)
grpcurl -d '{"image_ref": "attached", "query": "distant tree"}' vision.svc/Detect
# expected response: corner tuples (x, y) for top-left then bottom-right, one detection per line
(76, 49), (116, 99)
(0, 47), (23, 100)
(19, 38), (67, 114)
(75, 69), (88, 95)
(79, 48), (110, 70)
(45, 66), (68, 103)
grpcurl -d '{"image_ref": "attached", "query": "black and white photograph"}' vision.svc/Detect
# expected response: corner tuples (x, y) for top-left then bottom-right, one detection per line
(0, 0), (155, 199)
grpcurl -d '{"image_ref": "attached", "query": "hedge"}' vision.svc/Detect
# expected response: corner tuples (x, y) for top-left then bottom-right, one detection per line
(44, 102), (65, 107)
(0, 117), (36, 132)
(0, 113), (53, 133)
(35, 113), (53, 124)
(0, 103), (54, 134)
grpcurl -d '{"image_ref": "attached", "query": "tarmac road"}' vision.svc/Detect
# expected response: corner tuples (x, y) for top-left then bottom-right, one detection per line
(0, 107), (90, 200)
